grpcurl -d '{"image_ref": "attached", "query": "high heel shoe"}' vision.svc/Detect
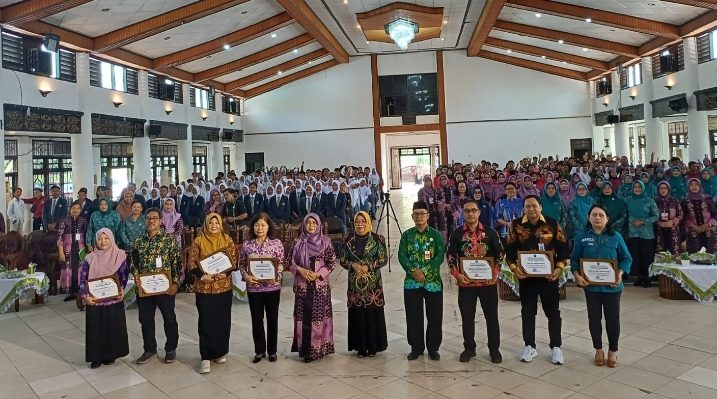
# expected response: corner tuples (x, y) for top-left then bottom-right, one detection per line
(607, 352), (618, 368)
(594, 350), (605, 366)
(252, 353), (265, 363)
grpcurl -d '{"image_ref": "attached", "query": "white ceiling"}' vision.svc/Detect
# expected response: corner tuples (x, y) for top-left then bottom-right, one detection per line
(43, 0), (197, 38)
(554, 0), (705, 26)
(122, 0), (286, 58)
(488, 30), (616, 62)
(216, 41), (324, 84)
(482, 44), (592, 72)
(241, 54), (335, 91)
(0, 0), (22, 7)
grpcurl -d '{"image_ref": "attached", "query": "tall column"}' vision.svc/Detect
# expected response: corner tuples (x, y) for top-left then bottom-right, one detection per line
(16, 138), (33, 233)
(71, 53), (95, 195)
(0, 30), (5, 214)
(641, 56), (663, 162)
(615, 123), (630, 158)
(234, 141), (246, 174)
(210, 138), (224, 177)
(177, 84), (193, 181)
(134, 70), (152, 185)
(684, 37), (710, 163)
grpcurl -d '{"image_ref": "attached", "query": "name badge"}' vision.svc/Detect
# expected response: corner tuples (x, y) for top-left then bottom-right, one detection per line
(75, 233), (81, 241)
(424, 250), (431, 260)
(428, 198), (434, 204)
(155, 256), (162, 269)
(661, 212), (669, 220)
(538, 243), (545, 251)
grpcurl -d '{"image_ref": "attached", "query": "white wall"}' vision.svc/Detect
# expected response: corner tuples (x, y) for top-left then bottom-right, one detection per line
(698, 58), (717, 90)
(443, 51), (593, 165)
(377, 51), (437, 75)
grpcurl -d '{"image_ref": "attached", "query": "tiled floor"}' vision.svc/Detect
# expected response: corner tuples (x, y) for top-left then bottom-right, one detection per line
(3, 185), (717, 398)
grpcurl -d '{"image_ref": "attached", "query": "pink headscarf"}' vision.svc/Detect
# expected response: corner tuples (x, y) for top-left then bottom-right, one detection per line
(162, 198), (182, 233)
(292, 213), (331, 269)
(86, 228), (127, 279)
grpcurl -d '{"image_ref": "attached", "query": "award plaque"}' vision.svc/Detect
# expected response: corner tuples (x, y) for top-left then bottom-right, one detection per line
(137, 271), (172, 297)
(87, 275), (121, 301)
(460, 257), (495, 282)
(580, 259), (618, 286)
(199, 250), (233, 275)
(248, 257), (278, 282)
(518, 251), (554, 277)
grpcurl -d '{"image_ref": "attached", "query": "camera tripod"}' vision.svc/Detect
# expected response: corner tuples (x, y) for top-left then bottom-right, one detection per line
(375, 192), (402, 272)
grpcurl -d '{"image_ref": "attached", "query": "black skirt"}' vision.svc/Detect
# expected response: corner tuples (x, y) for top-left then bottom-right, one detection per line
(86, 302), (129, 363)
(347, 307), (388, 355)
(196, 291), (233, 360)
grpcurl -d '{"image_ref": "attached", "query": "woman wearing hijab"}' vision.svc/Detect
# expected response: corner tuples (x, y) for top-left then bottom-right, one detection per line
(204, 189), (224, 217)
(624, 181), (659, 287)
(492, 172), (507, 204)
(540, 182), (569, 233)
(162, 197), (184, 247)
(654, 182), (683, 255)
(451, 181), (471, 230)
(518, 174), (540, 198)
(700, 168), (717, 198)
(681, 178), (717, 253)
(268, 183), (291, 223)
(140, 187), (150, 201)
(558, 178), (575, 204)
(568, 182), (595, 239)
(596, 182), (627, 237)
(589, 176), (605, 199)
(668, 166), (687, 200)
(418, 176), (439, 229)
(287, 213), (337, 363)
(118, 201), (146, 253)
(79, 228), (129, 369)
(639, 173), (657, 199)
(240, 213), (284, 363)
(187, 213), (237, 374)
(340, 211), (388, 358)
(617, 174), (635, 199)
(472, 187), (495, 229)
(494, 182), (523, 240)
(87, 198), (121, 252)
(57, 202), (88, 306)
(115, 189), (134, 221)
(147, 188), (161, 209)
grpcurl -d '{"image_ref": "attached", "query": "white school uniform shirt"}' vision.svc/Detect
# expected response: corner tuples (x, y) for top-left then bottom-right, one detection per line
(7, 197), (25, 224)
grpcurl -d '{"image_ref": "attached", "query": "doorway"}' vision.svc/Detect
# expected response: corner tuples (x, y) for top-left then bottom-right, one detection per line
(570, 138), (593, 159)
(390, 146), (437, 189)
(245, 152), (264, 173)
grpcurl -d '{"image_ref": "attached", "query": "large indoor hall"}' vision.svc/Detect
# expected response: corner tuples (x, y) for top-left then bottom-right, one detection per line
(2, 1), (717, 399)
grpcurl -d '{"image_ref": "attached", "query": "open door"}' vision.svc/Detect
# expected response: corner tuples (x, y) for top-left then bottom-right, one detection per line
(390, 147), (401, 189)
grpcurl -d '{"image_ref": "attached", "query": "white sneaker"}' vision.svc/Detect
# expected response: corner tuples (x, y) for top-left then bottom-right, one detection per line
(551, 347), (565, 365)
(199, 360), (211, 374)
(213, 356), (226, 364)
(520, 346), (538, 362)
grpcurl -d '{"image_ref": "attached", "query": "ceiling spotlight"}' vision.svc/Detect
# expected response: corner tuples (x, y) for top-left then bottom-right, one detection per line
(277, 71), (283, 75)
(223, 44), (230, 50)
(562, 61), (567, 64)
(558, 39), (564, 44)
(585, 17), (592, 23)
(535, 13), (541, 18)
(38, 89), (52, 97)
(293, 49), (298, 53)
(506, 49), (512, 54)
(343, 0), (348, 3)
(271, 33), (277, 38)
(440, 38), (445, 41)
(443, 20), (448, 24)
(112, 100), (123, 108)
(308, 61), (312, 64)
(582, 47), (588, 52)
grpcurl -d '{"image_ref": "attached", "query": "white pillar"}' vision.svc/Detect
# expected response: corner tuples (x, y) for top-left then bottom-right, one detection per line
(234, 141), (246, 174)
(92, 145), (101, 187)
(615, 122), (630, 157)
(641, 56), (663, 162)
(177, 83), (193, 182)
(134, 71), (152, 185)
(684, 37), (710, 163)
(71, 53), (95, 195)
(0, 30), (5, 215)
(16, 137), (32, 233)
(210, 139), (224, 177)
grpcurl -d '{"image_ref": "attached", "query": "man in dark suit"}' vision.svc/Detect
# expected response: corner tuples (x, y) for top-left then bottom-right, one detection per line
(298, 184), (321, 219)
(76, 187), (95, 220)
(323, 181), (346, 225)
(42, 185), (68, 231)
(244, 182), (264, 220)
(181, 186), (205, 228)
(223, 189), (248, 228)
(267, 184), (291, 223)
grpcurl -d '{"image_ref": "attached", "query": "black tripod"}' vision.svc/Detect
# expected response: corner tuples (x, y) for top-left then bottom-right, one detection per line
(375, 191), (402, 272)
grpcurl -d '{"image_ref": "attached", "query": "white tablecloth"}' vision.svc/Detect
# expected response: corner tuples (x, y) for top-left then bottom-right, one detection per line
(649, 263), (717, 303)
(0, 272), (49, 313)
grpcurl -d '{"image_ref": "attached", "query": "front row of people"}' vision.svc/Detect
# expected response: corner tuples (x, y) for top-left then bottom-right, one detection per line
(79, 196), (632, 372)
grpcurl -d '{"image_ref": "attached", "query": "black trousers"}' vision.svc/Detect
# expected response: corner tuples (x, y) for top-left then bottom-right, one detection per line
(458, 286), (500, 353)
(33, 218), (43, 231)
(404, 288), (443, 353)
(248, 290), (281, 355)
(137, 294), (179, 353)
(628, 237), (655, 280)
(518, 278), (562, 349)
(585, 290), (621, 352)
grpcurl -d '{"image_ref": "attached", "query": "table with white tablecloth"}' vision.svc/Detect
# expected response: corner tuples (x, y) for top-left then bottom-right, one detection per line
(0, 272), (49, 313)
(649, 263), (717, 303)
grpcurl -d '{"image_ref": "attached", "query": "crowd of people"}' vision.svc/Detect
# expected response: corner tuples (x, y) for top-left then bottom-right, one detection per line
(3, 152), (715, 373)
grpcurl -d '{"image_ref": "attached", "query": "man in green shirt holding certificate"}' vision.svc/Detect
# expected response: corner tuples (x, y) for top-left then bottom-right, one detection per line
(398, 201), (446, 361)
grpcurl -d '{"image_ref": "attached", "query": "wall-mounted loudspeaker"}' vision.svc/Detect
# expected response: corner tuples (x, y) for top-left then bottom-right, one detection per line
(607, 115), (620, 124)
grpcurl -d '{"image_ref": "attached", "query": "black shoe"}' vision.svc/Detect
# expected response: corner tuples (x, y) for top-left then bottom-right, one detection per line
(135, 352), (157, 364)
(268, 354), (277, 362)
(633, 278), (644, 286)
(303, 357), (312, 363)
(490, 351), (503, 364)
(90, 362), (101, 369)
(164, 351), (176, 363)
(252, 353), (265, 363)
(428, 352), (441, 361)
(406, 351), (422, 361)
(459, 350), (476, 363)
(643, 279), (652, 288)
(64, 294), (76, 302)
(102, 360), (115, 366)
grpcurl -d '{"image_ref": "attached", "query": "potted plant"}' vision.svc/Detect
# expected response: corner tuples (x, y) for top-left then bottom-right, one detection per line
(679, 253), (690, 266)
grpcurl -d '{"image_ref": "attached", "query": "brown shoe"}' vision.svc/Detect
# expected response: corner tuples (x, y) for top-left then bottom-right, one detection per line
(607, 352), (617, 368)
(594, 349), (605, 366)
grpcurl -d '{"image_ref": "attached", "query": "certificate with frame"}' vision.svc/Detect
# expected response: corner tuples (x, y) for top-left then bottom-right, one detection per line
(248, 257), (278, 282)
(137, 271), (172, 297)
(460, 257), (495, 283)
(518, 251), (554, 277)
(580, 259), (618, 286)
(199, 249), (233, 275)
(87, 274), (122, 302)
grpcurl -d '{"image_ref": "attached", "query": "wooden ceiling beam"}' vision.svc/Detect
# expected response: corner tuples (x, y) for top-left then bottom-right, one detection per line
(493, 20), (639, 57)
(484, 37), (609, 70)
(194, 33), (315, 83)
(506, 0), (681, 38)
(478, 49), (588, 80)
(276, 0), (349, 63)
(660, 0), (717, 10)
(467, 0), (507, 56)
(679, 10), (717, 36)
(225, 48), (329, 92)
(93, 0), (249, 53)
(153, 12), (294, 70)
(245, 59), (339, 98)
(0, 0), (92, 25)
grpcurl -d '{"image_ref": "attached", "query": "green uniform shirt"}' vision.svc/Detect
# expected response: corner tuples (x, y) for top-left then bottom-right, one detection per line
(398, 226), (445, 292)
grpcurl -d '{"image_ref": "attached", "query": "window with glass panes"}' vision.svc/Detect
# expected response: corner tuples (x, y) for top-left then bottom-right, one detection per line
(5, 140), (18, 195)
(628, 126), (636, 164)
(709, 116), (717, 158)
(150, 145), (178, 185)
(100, 144), (134, 187)
(192, 146), (207, 179)
(637, 125), (646, 165)
(668, 121), (688, 158)
(223, 147), (231, 173)
(620, 62), (642, 89)
(32, 140), (72, 196)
